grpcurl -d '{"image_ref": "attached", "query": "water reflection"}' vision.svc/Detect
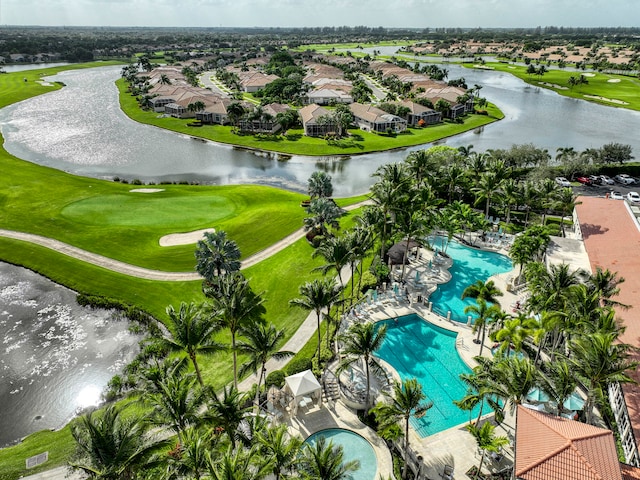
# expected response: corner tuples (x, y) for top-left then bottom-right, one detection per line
(1, 64), (640, 197)
(0, 262), (141, 447)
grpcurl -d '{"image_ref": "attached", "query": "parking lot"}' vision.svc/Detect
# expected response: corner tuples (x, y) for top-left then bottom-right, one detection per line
(572, 178), (640, 200)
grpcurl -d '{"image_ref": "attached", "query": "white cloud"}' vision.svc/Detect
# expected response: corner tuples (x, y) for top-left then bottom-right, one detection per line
(2, 0), (639, 27)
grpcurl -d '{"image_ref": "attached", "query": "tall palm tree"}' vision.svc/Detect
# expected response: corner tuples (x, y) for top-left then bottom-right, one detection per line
(206, 445), (269, 480)
(464, 299), (501, 356)
(393, 207), (429, 282)
(195, 230), (242, 285)
(307, 171), (334, 199)
(536, 178), (559, 225)
(465, 421), (509, 478)
(587, 266), (627, 309)
(313, 235), (351, 314)
(303, 198), (345, 237)
(461, 279), (503, 307)
(70, 404), (168, 480)
(298, 436), (360, 480)
(373, 378), (433, 479)
(491, 315), (533, 358)
(472, 170), (504, 219)
(209, 272), (266, 388)
(156, 302), (224, 386)
(145, 368), (207, 444)
(496, 178), (521, 226)
(237, 322), (293, 409)
(290, 278), (342, 371)
(370, 178), (401, 260)
(166, 426), (218, 480)
(553, 187), (582, 237)
(345, 226), (374, 298)
(257, 424), (303, 480)
(568, 332), (637, 424)
(207, 386), (250, 448)
(339, 322), (388, 408)
(539, 359), (578, 416)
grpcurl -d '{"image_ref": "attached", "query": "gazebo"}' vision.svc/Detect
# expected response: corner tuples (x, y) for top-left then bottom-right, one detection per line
(284, 369), (322, 414)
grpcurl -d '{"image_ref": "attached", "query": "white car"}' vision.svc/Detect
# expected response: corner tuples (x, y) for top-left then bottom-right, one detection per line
(610, 191), (624, 200)
(555, 177), (571, 187)
(600, 175), (615, 185)
(615, 174), (636, 185)
(627, 191), (640, 203)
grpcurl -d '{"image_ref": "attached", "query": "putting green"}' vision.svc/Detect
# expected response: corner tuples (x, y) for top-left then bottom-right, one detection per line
(61, 194), (235, 227)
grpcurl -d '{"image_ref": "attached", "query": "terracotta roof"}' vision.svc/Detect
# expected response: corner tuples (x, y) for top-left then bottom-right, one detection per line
(576, 197), (640, 441)
(622, 463), (640, 479)
(515, 405), (623, 480)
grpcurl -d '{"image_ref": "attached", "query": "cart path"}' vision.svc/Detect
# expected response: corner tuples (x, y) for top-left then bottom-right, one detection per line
(0, 200), (370, 281)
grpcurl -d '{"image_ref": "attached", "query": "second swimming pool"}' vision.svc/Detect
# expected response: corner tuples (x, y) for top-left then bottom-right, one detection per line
(376, 314), (485, 437)
(428, 238), (512, 322)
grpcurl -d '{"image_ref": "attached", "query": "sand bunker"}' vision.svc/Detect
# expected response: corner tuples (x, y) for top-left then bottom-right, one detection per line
(160, 228), (215, 247)
(473, 65), (495, 70)
(538, 82), (569, 90)
(582, 73), (596, 77)
(36, 80), (53, 87)
(584, 94), (628, 105)
(130, 188), (165, 193)
(608, 79), (621, 83)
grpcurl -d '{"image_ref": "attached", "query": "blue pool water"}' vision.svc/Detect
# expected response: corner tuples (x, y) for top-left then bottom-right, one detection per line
(428, 238), (512, 322)
(304, 428), (377, 480)
(376, 314), (485, 437)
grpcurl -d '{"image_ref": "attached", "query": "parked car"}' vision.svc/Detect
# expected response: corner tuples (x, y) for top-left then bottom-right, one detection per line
(627, 191), (640, 203)
(576, 176), (593, 186)
(588, 175), (601, 185)
(600, 175), (615, 185)
(610, 191), (624, 200)
(555, 176), (571, 187)
(615, 174), (637, 185)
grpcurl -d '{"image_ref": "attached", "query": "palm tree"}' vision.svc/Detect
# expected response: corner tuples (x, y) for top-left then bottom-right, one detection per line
(472, 170), (504, 219)
(496, 178), (521, 226)
(339, 322), (388, 408)
(257, 424), (303, 480)
(166, 426), (218, 480)
(464, 299), (501, 356)
(207, 385), (250, 448)
(491, 315), (533, 357)
(237, 322), (293, 409)
(303, 198), (345, 237)
(465, 421), (509, 478)
(373, 378), (433, 479)
(156, 302), (224, 386)
(307, 171), (334, 199)
(587, 266), (627, 309)
(344, 226), (374, 299)
(145, 368), (207, 444)
(226, 102), (246, 126)
(70, 404), (168, 480)
(313, 235), (351, 314)
(539, 359), (578, 416)
(461, 280), (503, 307)
(568, 332), (637, 424)
(298, 436), (360, 480)
(209, 272), (266, 388)
(290, 278), (342, 371)
(553, 187), (581, 237)
(206, 445), (268, 480)
(195, 230), (242, 286)
(536, 178), (559, 225)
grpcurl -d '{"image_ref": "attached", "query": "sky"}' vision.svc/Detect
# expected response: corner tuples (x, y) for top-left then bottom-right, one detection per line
(2, 0), (639, 29)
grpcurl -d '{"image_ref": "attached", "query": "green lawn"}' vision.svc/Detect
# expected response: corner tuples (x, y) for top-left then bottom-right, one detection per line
(466, 62), (640, 111)
(119, 79), (502, 156)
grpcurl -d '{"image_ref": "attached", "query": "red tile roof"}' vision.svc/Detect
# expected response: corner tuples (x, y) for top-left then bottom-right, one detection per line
(515, 405), (623, 480)
(575, 197), (640, 441)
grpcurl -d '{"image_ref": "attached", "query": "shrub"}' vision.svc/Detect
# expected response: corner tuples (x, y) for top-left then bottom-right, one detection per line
(265, 370), (286, 389)
(360, 271), (378, 293)
(284, 356), (312, 376)
(370, 261), (390, 283)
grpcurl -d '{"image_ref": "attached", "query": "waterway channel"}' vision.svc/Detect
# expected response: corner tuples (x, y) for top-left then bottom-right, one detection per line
(2, 63), (640, 196)
(0, 262), (141, 447)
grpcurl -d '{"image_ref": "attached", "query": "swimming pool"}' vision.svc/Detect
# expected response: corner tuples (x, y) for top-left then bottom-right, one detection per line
(376, 314), (484, 437)
(304, 428), (377, 480)
(428, 237), (512, 322)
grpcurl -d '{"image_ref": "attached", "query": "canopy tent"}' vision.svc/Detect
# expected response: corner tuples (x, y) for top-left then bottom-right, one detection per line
(284, 369), (322, 400)
(284, 370), (322, 415)
(387, 239), (420, 265)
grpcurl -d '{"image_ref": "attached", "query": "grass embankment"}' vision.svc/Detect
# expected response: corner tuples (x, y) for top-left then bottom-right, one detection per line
(466, 62), (640, 111)
(118, 79), (502, 156)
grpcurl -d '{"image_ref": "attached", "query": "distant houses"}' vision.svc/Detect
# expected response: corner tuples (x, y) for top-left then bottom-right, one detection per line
(299, 104), (337, 137)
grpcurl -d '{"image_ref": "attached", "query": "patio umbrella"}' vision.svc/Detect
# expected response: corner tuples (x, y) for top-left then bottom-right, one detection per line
(415, 271), (420, 282)
(526, 387), (550, 403)
(563, 392), (586, 411)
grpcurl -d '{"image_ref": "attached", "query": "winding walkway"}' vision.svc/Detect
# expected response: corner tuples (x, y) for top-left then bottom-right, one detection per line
(0, 200), (370, 281)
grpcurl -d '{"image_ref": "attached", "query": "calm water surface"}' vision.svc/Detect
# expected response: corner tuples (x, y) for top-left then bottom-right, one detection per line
(0, 262), (141, 446)
(2, 64), (640, 196)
